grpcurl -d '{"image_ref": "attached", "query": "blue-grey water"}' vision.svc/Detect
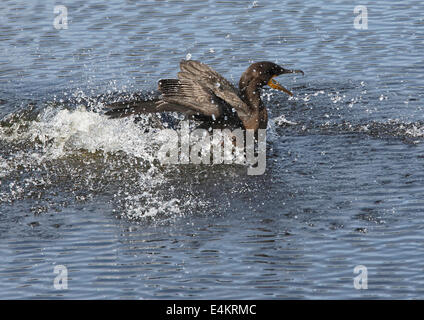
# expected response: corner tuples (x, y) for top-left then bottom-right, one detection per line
(1, 0), (424, 299)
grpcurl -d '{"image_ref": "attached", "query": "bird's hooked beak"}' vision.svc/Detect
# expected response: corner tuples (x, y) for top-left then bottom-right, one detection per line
(267, 68), (304, 96)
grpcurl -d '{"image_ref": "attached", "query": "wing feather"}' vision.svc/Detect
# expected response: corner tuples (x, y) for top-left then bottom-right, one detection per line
(177, 60), (252, 121)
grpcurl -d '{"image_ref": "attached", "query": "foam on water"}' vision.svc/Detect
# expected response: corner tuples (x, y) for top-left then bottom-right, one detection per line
(29, 106), (156, 158)
(273, 115), (298, 126)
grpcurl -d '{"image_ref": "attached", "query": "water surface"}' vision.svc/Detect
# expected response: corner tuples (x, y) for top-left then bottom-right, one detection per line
(1, 0), (424, 299)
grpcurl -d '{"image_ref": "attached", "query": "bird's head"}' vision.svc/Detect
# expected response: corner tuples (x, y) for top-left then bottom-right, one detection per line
(239, 61), (304, 96)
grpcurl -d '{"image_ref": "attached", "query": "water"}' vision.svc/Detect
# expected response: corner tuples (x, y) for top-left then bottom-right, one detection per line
(1, 0), (424, 299)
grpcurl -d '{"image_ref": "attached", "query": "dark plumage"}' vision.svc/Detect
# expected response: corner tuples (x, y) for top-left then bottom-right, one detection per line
(105, 60), (303, 130)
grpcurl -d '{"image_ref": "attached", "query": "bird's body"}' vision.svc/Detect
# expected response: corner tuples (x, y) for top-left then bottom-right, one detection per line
(105, 60), (303, 131)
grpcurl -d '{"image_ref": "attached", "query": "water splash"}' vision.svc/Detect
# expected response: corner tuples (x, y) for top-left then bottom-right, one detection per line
(0, 103), (184, 220)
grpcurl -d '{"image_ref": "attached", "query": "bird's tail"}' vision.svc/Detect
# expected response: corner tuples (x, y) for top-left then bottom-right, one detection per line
(104, 98), (161, 118)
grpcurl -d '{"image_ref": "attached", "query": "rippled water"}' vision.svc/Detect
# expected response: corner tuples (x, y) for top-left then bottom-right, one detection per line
(1, 0), (424, 299)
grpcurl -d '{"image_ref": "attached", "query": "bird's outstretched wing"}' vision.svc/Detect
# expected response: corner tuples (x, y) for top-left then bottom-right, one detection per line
(105, 60), (250, 122)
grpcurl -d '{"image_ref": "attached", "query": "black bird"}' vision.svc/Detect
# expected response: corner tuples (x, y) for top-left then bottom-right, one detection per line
(105, 60), (303, 131)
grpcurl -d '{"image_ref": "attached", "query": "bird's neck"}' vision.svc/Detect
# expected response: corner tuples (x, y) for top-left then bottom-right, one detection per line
(240, 81), (264, 111)
(239, 82), (268, 130)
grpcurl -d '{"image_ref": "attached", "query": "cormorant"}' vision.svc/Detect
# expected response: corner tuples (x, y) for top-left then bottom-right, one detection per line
(105, 60), (303, 131)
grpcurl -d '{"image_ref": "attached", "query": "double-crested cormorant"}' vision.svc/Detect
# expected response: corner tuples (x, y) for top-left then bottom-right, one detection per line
(105, 60), (303, 131)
